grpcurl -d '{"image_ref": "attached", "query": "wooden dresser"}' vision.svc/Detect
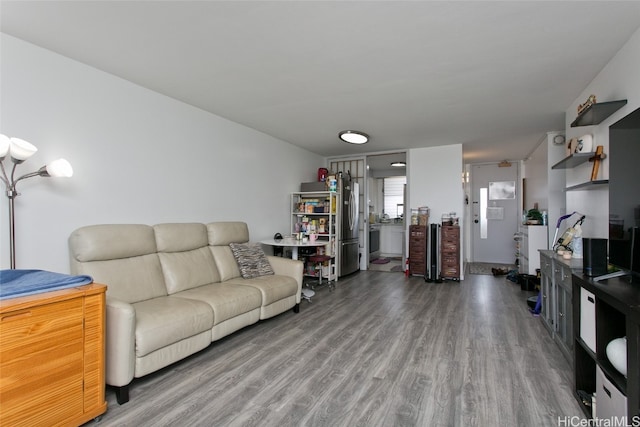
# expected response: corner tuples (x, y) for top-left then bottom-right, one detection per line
(440, 225), (460, 280)
(409, 225), (427, 276)
(0, 283), (107, 426)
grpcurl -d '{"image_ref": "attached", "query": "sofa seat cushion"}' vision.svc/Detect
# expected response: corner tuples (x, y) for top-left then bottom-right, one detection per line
(174, 283), (262, 325)
(226, 275), (299, 306)
(133, 296), (214, 357)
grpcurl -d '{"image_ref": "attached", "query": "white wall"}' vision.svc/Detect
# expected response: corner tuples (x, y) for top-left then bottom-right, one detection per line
(523, 140), (548, 212)
(0, 34), (324, 272)
(565, 26), (640, 239)
(522, 131), (566, 245)
(408, 144), (463, 224)
(408, 144), (464, 276)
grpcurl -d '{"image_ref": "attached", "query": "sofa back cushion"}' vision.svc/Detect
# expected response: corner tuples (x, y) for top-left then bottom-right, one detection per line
(154, 223), (221, 294)
(207, 222), (250, 245)
(207, 222), (250, 282)
(69, 224), (167, 303)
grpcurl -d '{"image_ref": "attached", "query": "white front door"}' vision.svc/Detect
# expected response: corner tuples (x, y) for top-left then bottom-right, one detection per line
(471, 163), (520, 264)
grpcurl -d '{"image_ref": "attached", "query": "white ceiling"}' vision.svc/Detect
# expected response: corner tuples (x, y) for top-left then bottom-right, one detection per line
(2, 1), (640, 164)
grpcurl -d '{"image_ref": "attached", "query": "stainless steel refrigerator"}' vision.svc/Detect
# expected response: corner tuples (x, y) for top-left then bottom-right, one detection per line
(339, 172), (359, 276)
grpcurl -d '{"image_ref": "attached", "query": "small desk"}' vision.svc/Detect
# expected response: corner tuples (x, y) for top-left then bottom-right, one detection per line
(260, 238), (327, 260)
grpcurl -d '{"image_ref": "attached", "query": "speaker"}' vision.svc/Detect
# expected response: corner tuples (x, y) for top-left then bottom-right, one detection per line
(425, 224), (441, 283)
(583, 238), (608, 277)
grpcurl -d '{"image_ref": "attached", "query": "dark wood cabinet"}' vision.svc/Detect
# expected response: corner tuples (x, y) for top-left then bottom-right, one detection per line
(573, 273), (640, 421)
(409, 225), (426, 276)
(440, 225), (460, 280)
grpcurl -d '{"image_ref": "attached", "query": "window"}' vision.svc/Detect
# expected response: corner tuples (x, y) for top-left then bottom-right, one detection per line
(383, 176), (406, 218)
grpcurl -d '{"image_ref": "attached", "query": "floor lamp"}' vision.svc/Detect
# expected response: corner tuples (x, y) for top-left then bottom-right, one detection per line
(0, 134), (73, 269)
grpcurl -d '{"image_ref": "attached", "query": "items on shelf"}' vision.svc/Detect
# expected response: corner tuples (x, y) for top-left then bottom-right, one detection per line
(575, 134), (593, 153)
(291, 191), (338, 283)
(578, 94), (597, 115)
(317, 167), (328, 182)
(606, 337), (627, 377)
(589, 145), (606, 181)
(410, 206), (430, 225)
(441, 212), (458, 226)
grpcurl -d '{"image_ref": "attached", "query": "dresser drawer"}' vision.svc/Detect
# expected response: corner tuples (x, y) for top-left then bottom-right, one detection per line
(1, 297), (85, 426)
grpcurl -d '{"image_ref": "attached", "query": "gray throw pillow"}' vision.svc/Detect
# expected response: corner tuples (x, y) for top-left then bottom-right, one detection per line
(229, 242), (275, 279)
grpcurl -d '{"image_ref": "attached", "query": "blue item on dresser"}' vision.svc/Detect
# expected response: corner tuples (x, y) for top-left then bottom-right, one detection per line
(0, 269), (93, 299)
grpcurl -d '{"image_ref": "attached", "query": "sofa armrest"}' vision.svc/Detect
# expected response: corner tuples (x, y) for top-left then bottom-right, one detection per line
(267, 256), (303, 291)
(105, 296), (136, 387)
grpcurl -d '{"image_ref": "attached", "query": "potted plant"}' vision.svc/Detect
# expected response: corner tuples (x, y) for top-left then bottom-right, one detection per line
(526, 209), (543, 224)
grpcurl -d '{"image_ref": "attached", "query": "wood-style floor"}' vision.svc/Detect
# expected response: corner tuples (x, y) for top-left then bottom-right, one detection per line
(88, 270), (585, 427)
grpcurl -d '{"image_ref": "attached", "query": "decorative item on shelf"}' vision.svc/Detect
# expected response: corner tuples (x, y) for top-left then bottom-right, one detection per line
(441, 212), (458, 226)
(553, 134), (566, 145)
(606, 337), (627, 377)
(526, 208), (543, 225)
(317, 168), (328, 182)
(0, 134), (73, 269)
(418, 206), (429, 225)
(589, 145), (606, 181)
(328, 176), (337, 192)
(575, 134), (593, 153)
(578, 94), (597, 115)
(566, 137), (578, 157)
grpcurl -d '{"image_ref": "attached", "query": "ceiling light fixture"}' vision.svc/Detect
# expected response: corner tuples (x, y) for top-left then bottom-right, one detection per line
(339, 130), (369, 144)
(391, 161), (406, 167)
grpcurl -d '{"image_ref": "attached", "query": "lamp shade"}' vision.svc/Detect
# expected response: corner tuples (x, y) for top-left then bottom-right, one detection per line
(9, 138), (38, 161)
(0, 134), (10, 160)
(45, 158), (73, 177)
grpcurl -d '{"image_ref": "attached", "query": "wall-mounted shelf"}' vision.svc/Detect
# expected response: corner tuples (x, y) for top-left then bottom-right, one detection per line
(571, 100), (627, 127)
(552, 153), (595, 170)
(565, 180), (608, 191)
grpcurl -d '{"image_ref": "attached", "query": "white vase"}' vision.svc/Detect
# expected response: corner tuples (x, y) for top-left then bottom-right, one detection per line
(606, 337), (627, 377)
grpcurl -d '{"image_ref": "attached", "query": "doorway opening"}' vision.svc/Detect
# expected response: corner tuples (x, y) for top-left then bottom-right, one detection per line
(366, 152), (407, 273)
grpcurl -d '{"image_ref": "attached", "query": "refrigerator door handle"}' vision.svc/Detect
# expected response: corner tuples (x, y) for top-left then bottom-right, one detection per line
(349, 190), (355, 230)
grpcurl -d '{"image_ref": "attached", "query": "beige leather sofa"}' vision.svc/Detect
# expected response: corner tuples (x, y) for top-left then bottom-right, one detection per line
(69, 222), (302, 404)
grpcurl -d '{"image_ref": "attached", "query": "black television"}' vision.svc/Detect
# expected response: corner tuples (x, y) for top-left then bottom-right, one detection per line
(606, 107), (640, 282)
